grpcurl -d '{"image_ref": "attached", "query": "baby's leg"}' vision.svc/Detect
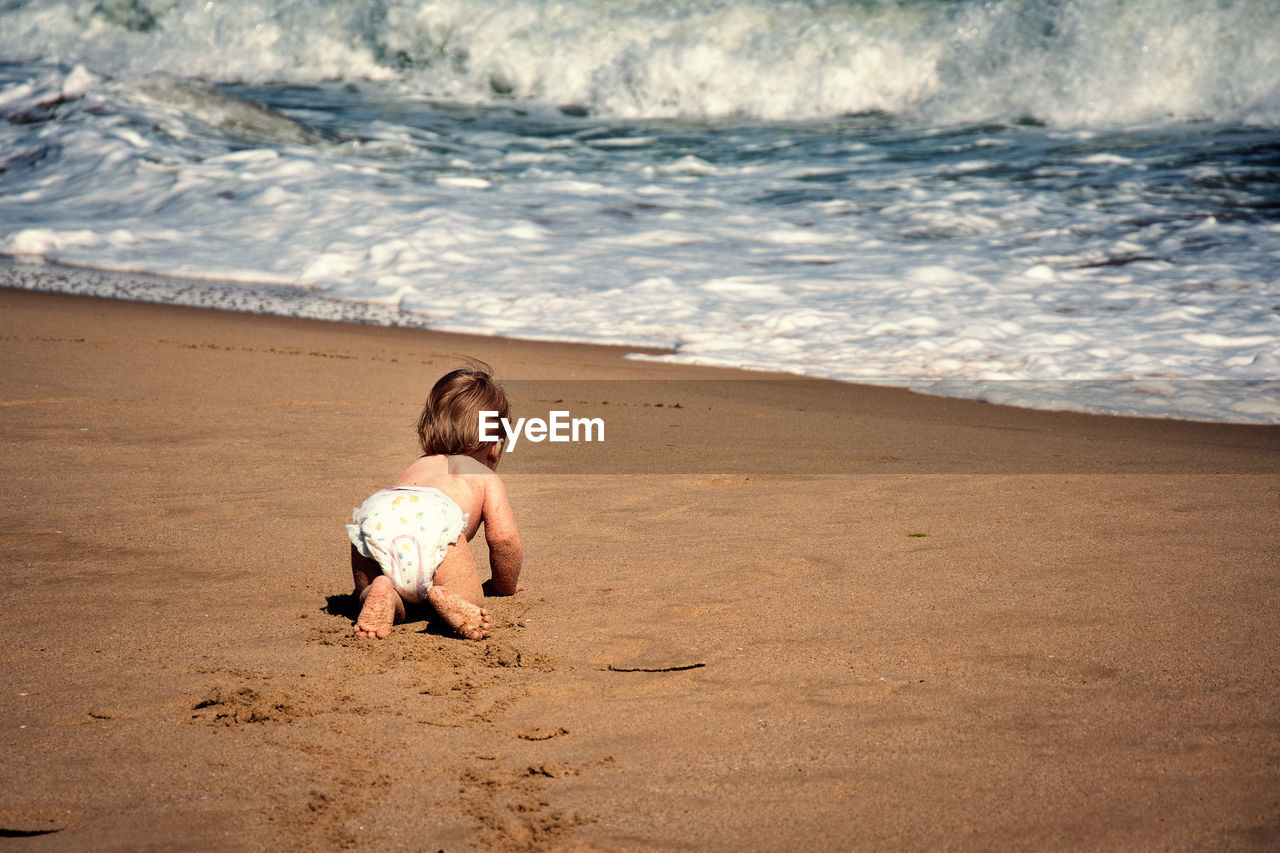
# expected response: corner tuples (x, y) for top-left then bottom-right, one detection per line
(354, 576), (405, 639)
(351, 544), (380, 597)
(351, 545), (404, 639)
(427, 536), (491, 641)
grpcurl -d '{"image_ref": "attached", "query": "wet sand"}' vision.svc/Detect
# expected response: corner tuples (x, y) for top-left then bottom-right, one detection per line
(1, 279), (1278, 850)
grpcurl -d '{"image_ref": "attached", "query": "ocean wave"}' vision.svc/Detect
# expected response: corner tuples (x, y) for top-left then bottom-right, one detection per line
(1, 0), (1277, 127)
(1, 57), (1278, 423)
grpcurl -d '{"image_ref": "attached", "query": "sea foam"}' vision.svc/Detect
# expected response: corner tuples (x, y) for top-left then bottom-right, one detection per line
(0, 0), (1277, 125)
(1, 2), (1279, 423)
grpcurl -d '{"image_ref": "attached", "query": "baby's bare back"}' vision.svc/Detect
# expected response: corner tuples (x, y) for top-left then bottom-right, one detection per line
(394, 454), (493, 541)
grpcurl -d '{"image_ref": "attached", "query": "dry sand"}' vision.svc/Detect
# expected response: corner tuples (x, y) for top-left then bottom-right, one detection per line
(2, 279), (1278, 851)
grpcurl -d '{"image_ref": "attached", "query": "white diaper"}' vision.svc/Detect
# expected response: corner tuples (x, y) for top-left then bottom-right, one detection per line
(346, 486), (468, 603)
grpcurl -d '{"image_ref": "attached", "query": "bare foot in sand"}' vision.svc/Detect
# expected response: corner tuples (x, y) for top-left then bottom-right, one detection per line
(353, 575), (403, 639)
(427, 586), (491, 640)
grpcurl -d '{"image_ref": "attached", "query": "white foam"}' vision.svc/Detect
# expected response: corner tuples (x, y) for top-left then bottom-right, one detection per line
(0, 0), (1276, 125)
(1, 58), (1278, 424)
(436, 176), (491, 189)
(1183, 332), (1276, 349)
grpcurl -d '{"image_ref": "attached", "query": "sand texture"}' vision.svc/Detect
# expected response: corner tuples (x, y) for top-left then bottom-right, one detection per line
(2, 281), (1279, 851)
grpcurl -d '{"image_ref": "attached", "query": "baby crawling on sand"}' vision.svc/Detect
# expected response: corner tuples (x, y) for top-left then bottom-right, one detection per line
(346, 364), (523, 640)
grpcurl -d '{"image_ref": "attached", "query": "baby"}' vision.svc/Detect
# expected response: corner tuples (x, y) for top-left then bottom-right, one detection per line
(346, 364), (523, 640)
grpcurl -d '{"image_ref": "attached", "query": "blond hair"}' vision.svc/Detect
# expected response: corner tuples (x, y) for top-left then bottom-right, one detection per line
(416, 362), (510, 456)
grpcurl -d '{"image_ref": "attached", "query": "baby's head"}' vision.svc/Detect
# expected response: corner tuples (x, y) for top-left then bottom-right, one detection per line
(417, 362), (510, 462)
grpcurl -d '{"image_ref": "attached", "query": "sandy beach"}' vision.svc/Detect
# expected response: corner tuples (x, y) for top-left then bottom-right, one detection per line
(2, 278), (1278, 850)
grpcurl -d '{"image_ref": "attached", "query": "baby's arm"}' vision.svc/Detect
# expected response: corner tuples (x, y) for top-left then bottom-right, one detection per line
(480, 475), (523, 595)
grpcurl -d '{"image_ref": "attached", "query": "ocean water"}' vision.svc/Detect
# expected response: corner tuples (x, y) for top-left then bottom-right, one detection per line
(1, 0), (1278, 423)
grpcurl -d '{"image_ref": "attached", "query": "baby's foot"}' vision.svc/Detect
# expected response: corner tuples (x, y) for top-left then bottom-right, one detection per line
(427, 586), (491, 641)
(353, 576), (400, 639)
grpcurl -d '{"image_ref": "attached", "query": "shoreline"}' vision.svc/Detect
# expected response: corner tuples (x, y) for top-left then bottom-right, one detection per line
(2, 275), (1279, 849)
(4, 257), (1277, 429)
(4, 283), (1277, 476)
(0, 255), (684, 353)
